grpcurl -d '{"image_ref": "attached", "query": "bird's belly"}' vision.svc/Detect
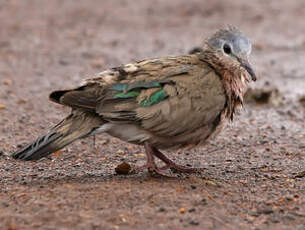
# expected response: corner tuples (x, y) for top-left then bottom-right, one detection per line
(95, 113), (227, 149)
(104, 123), (153, 145)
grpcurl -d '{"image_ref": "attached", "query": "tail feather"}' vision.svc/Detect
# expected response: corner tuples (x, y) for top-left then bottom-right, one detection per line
(12, 110), (103, 161)
(12, 131), (64, 160)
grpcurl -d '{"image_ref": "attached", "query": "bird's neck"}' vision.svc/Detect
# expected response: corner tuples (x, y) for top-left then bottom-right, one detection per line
(220, 70), (248, 120)
(198, 52), (249, 120)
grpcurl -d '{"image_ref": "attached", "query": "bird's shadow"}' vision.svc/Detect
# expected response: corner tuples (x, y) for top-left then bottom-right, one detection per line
(20, 170), (209, 188)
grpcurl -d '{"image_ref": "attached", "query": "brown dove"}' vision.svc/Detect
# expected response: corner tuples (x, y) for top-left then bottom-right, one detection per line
(12, 27), (256, 176)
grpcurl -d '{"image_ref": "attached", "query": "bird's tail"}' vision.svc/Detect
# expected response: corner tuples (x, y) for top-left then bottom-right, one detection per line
(12, 110), (103, 161)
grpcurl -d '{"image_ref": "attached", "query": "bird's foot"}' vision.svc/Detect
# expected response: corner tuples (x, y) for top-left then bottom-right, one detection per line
(130, 142), (200, 177)
(132, 163), (174, 177)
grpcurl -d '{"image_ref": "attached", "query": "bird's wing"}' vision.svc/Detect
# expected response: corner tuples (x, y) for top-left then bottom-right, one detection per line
(49, 55), (198, 110)
(50, 55), (227, 136)
(49, 55), (201, 110)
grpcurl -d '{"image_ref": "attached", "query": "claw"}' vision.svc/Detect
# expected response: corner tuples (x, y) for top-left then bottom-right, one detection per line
(131, 161), (174, 177)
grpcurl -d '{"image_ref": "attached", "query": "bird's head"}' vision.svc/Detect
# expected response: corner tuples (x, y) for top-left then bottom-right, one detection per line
(203, 27), (256, 82)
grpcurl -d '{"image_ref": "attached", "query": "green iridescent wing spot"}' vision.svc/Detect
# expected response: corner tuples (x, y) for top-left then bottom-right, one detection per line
(114, 91), (140, 99)
(140, 89), (168, 107)
(110, 81), (169, 105)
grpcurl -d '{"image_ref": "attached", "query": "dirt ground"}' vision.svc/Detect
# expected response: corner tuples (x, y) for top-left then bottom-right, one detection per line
(1, 0), (305, 229)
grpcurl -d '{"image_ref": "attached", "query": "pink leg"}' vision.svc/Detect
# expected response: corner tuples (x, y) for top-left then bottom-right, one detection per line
(131, 142), (200, 176)
(133, 144), (155, 173)
(132, 142), (199, 176)
(132, 143), (170, 176)
(149, 144), (198, 173)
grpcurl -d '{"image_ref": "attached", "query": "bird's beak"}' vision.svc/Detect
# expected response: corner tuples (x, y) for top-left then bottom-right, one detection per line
(239, 59), (257, 81)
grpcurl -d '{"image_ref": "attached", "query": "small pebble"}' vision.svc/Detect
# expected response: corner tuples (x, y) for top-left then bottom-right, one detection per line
(257, 206), (273, 215)
(116, 149), (125, 155)
(189, 220), (199, 226)
(190, 185), (197, 190)
(3, 79), (12, 85)
(115, 162), (131, 175)
(294, 171), (305, 178)
(59, 59), (69, 66)
(179, 208), (186, 214)
(200, 198), (207, 205)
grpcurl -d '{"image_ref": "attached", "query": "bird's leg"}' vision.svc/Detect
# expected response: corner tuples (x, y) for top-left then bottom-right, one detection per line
(132, 142), (173, 177)
(133, 143), (156, 173)
(132, 142), (198, 176)
(149, 145), (198, 173)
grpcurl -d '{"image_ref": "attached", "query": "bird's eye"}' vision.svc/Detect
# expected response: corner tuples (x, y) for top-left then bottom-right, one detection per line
(223, 44), (231, 55)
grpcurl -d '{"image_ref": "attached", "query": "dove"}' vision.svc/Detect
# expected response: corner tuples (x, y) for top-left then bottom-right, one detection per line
(12, 27), (256, 176)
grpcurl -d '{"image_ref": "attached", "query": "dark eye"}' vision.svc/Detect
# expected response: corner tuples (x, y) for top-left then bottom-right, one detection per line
(223, 44), (231, 54)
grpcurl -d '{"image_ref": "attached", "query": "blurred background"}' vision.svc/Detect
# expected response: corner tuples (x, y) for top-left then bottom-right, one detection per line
(0, 0), (304, 95)
(1, 1), (305, 229)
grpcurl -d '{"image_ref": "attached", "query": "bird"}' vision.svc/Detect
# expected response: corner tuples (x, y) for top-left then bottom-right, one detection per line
(12, 27), (256, 176)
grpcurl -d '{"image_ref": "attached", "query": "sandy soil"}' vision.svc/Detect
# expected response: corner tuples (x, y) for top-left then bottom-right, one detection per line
(1, 0), (305, 229)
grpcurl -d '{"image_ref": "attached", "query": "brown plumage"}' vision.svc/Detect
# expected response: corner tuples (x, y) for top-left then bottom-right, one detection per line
(12, 27), (256, 176)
